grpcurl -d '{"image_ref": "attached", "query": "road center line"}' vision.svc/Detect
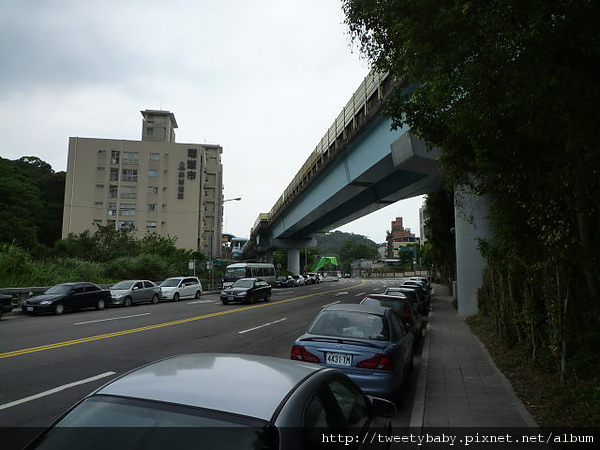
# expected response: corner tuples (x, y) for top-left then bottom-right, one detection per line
(0, 281), (366, 360)
(238, 318), (287, 334)
(0, 372), (116, 411)
(74, 313), (151, 325)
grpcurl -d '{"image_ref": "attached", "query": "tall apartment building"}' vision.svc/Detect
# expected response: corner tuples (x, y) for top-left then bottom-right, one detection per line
(62, 110), (224, 254)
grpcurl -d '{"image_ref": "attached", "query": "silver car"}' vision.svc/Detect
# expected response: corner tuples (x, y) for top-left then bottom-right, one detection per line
(109, 280), (161, 306)
(25, 354), (395, 450)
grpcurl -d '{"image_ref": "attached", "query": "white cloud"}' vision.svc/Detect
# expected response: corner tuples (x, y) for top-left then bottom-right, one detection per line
(1, 0), (423, 245)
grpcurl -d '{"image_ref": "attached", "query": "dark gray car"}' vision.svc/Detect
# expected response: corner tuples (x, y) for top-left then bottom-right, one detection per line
(21, 282), (110, 315)
(25, 353), (395, 450)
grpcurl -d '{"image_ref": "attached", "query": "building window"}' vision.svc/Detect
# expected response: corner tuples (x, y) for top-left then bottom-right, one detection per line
(122, 169), (138, 182)
(110, 168), (119, 181)
(148, 203), (158, 211)
(111, 150), (120, 164)
(146, 221), (157, 228)
(122, 151), (139, 164)
(93, 219), (103, 224)
(96, 183), (105, 188)
(107, 219), (116, 227)
(97, 167), (105, 171)
(108, 203), (117, 216)
(120, 186), (137, 199)
(148, 170), (159, 178)
(95, 201), (104, 206)
(150, 153), (160, 161)
(119, 220), (135, 229)
(147, 186), (158, 195)
(108, 186), (118, 198)
(119, 203), (136, 216)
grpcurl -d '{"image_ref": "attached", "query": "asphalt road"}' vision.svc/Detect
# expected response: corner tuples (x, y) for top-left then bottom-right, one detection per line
(0, 278), (421, 447)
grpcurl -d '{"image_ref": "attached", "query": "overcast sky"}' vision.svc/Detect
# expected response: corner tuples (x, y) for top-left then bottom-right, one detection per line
(1, 0), (424, 244)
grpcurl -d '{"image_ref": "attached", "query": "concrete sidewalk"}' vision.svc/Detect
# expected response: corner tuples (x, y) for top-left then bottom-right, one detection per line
(409, 284), (539, 430)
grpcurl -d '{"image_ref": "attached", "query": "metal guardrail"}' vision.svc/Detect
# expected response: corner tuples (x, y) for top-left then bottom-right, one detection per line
(0, 287), (48, 309)
(251, 70), (398, 237)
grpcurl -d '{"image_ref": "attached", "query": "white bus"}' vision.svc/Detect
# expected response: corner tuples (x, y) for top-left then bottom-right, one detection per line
(222, 263), (276, 288)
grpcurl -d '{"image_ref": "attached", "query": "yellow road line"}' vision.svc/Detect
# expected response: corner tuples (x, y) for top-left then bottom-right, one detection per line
(0, 281), (365, 359)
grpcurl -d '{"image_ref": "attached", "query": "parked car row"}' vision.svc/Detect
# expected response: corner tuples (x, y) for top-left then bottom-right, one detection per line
(275, 273), (321, 288)
(290, 276), (433, 403)
(18, 276), (203, 316)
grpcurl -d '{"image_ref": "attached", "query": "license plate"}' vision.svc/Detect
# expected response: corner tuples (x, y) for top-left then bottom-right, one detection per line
(326, 352), (352, 366)
(27, 307), (33, 312)
(228, 296), (234, 301)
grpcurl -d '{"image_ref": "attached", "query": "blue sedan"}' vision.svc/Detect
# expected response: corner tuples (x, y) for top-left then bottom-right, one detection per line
(291, 303), (414, 402)
(25, 353), (395, 450)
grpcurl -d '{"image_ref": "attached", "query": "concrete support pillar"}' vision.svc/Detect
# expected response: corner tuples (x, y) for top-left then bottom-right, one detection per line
(287, 248), (300, 276)
(454, 186), (492, 316)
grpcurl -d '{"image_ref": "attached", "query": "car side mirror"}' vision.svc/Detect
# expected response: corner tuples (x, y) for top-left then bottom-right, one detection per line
(369, 396), (395, 418)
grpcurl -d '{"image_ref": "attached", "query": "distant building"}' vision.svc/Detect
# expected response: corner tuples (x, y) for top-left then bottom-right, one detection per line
(62, 110), (224, 254)
(386, 217), (419, 258)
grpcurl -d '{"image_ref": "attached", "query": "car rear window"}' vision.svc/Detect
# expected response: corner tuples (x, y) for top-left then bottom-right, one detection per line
(31, 396), (270, 450)
(308, 310), (389, 341)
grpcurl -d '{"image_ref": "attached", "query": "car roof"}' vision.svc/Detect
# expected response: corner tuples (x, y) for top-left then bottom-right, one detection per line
(323, 302), (389, 315)
(363, 293), (409, 302)
(94, 353), (325, 421)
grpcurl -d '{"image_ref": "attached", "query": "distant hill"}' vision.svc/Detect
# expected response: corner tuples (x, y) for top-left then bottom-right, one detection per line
(313, 231), (378, 257)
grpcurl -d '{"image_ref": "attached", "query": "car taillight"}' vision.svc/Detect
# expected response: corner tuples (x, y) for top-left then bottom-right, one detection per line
(357, 354), (394, 370)
(290, 345), (321, 363)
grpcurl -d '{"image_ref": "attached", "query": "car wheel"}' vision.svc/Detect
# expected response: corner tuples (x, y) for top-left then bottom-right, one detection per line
(151, 294), (159, 304)
(173, 292), (180, 302)
(221, 299), (229, 305)
(96, 299), (106, 310)
(265, 292), (271, 302)
(54, 303), (65, 315)
(123, 297), (132, 307)
(194, 291), (201, 299)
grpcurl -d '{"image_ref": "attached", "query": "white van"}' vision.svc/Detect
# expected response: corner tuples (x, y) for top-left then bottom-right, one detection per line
(159, 277), (202, 301)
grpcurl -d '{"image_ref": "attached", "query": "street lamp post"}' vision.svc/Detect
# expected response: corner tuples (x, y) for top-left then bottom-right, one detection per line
(209, 197), (241, 290)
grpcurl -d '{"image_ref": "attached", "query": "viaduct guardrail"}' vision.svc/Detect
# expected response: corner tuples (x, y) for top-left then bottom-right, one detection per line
(250, 70), (402, 238)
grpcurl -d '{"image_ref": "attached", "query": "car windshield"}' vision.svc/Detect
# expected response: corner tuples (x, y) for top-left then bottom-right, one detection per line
(160, 279), (181, 287)
(308, 310), (389, 341)
(232, 279), (254, 289)
(44, 285), (72, 295)
(32, 396), (269, 450)
(110, 281), (135, 290)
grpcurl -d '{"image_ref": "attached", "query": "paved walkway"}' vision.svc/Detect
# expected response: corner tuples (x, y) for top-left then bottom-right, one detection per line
(404, 284), (546, 449)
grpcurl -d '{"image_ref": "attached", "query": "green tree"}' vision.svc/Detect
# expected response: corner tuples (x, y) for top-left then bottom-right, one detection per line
(342, 0), (600, 379)
(0, 158), (43, 248)
(339, 239), (379, 271)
